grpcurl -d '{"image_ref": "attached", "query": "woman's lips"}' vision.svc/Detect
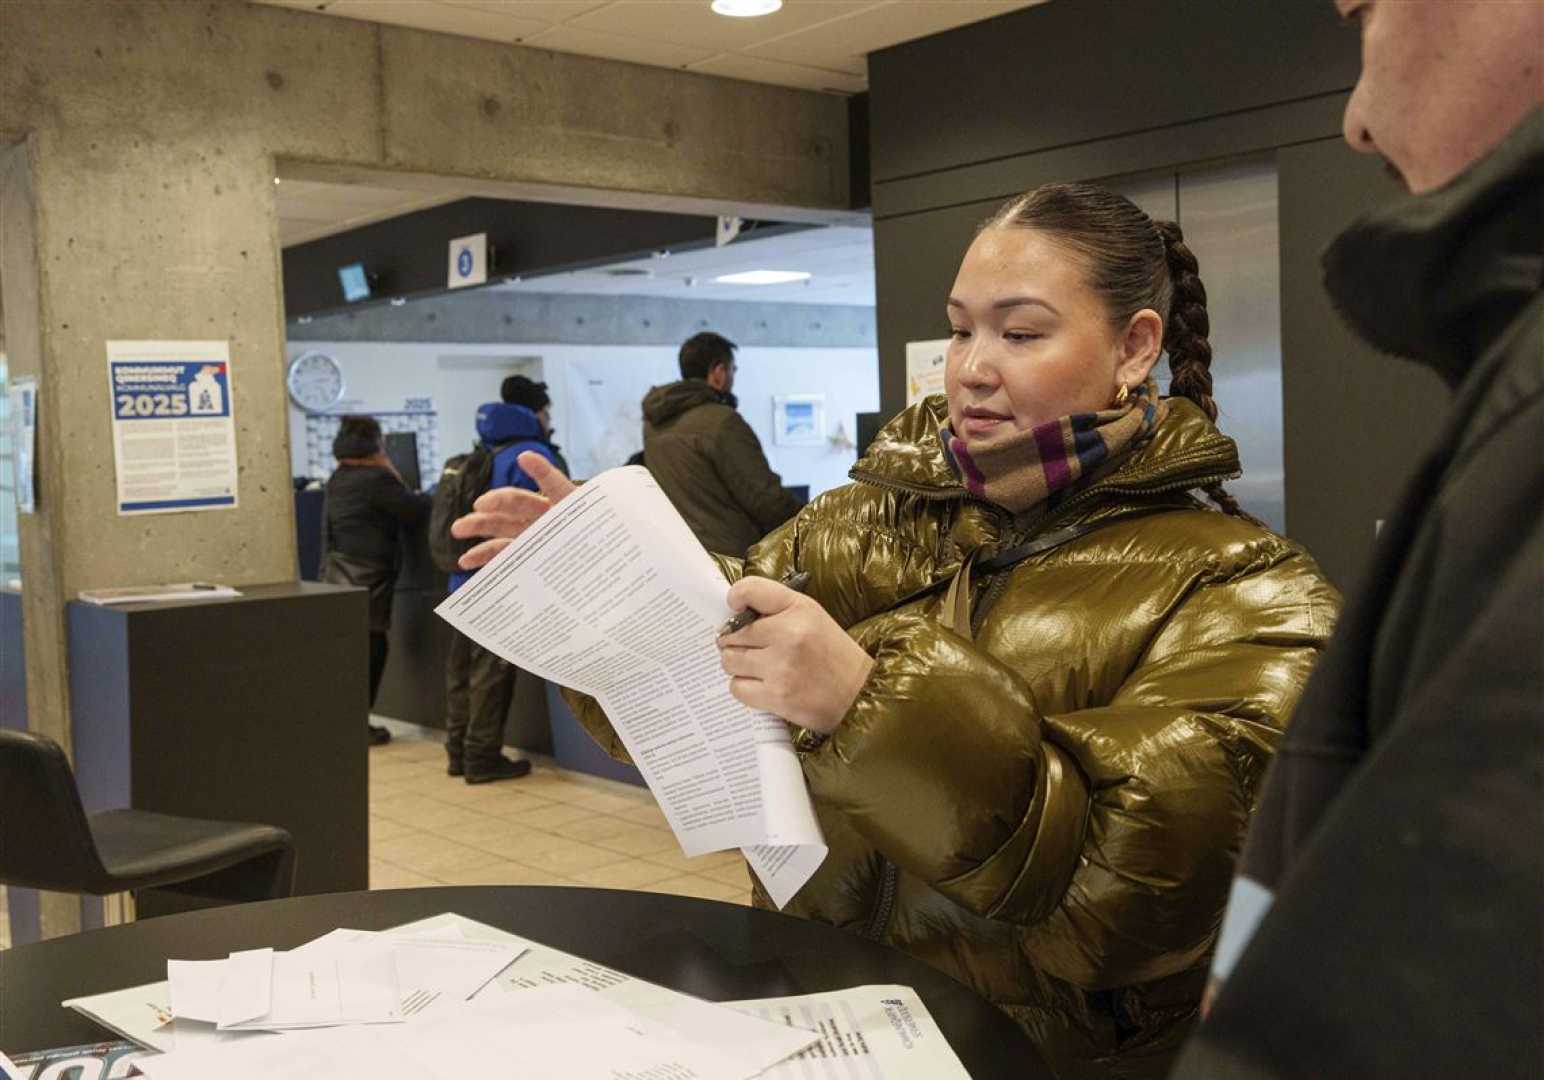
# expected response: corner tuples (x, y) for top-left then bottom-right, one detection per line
(960, 412), (1010, 437)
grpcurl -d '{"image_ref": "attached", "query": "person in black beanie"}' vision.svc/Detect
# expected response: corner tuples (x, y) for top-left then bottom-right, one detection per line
(500, 374), (569, 478)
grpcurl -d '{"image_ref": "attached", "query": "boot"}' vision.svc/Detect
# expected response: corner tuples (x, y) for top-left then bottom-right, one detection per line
(464, 755), (532, 785)
(446, 740), (464, 777)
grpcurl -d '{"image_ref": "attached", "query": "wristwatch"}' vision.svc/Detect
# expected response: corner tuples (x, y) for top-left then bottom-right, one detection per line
(793, 727), (830, 753)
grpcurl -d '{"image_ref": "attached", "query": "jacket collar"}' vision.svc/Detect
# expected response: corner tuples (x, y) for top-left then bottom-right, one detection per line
(851, 395), (1241, 507)
(1323, 107), (1543, 387)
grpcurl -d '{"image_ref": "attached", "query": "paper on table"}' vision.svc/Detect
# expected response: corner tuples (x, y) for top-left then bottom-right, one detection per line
(63, 981), (273, 1055)
(65, 924), (521, 1052)
(222, 941), (401, 1031)
(434, 466), (826, 907)
(727, 985), (972, 1079)
(294, 927), (525, 1016)
(136, 984), (810, 1080)
(216, 949), (272, 1029)
(392, 913), (819, 1067)
(166, 959), (224, 1025)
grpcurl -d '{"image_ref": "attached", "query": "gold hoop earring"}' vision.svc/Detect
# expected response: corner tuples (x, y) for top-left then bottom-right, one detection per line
(1113, 384), (1130, 408)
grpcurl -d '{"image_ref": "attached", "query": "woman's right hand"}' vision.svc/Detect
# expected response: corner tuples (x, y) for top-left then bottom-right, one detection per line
(451, 451), (575, 569)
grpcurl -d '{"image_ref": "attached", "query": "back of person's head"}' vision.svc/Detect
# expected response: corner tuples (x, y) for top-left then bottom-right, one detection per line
(332, 415), (382, 460)
(501, 374), (550, 413)
(986, 183), (1250, 520)
(679, 332), (736, 381)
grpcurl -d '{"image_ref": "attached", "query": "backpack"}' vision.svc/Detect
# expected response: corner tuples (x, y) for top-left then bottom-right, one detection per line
(428, 442), (513, 573)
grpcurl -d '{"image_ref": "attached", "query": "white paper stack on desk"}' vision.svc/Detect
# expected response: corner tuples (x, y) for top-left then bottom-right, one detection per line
(163, 932), (522, 1032)
(62, 913), (972, 1078)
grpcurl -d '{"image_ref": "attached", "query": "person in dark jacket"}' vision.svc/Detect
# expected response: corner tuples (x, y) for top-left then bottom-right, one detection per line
(641, 332), (801, 556)
(320, 415), (431, 747)
(1176, 3), (1542, 1075)
(442, 401), (562, 783)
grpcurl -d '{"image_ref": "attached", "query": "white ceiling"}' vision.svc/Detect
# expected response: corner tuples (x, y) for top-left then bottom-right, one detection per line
(488, 222), (875, 305)
(251, 0), (1042, 94)
(276, 177), (465, 246)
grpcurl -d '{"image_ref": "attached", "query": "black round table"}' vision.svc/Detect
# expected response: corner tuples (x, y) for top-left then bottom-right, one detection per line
(1, 886), (1049, 1076)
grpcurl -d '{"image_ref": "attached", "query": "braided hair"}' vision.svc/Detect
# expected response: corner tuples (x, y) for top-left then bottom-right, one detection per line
(985, 183), (1254, 521)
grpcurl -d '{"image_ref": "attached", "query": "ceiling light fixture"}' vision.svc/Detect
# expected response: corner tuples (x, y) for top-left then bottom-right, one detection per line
(710, 0), (782, 17)
(715, 270), (811, 285)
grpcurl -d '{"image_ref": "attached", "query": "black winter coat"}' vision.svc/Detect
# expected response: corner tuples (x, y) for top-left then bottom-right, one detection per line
(1175, 108), (1543, 1078)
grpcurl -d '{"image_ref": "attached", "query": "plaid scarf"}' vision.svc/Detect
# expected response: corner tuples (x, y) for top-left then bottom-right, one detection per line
(941, 378), (1168, 513)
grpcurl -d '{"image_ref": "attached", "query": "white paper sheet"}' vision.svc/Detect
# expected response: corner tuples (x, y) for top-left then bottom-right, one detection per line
(136, 984), (811, 1080)
(434, 466), (826, 907)
(62, 982), (272, 1055)
(728, 985), (972, 1079)
(393, 913), (820, 1067)
(216, 949), (273, 1029)
(294, 927), (525, 1017)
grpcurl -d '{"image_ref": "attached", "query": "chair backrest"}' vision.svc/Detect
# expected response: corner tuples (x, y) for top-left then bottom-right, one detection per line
(0, 729), (110, 892)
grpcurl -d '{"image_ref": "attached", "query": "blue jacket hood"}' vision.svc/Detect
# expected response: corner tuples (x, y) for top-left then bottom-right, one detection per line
(476, 402), (545, 446)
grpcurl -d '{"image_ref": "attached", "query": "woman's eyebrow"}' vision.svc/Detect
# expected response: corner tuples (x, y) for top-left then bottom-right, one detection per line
(945, 296), (1058, 314)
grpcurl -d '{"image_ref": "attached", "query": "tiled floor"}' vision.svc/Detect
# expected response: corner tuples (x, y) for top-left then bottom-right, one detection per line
(366, 727), (753, 905)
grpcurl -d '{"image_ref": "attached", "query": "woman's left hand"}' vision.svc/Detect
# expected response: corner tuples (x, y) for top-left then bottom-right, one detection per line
(716, 576), (874, 734)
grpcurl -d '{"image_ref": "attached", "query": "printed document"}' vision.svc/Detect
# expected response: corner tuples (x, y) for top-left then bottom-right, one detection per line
(136, 985), (808, 1080)
(729, 985), (972, 1079)
(435, 466), (826, 907)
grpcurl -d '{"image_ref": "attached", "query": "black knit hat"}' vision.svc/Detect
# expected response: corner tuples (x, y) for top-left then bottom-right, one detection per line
(501, 375), (550, 411)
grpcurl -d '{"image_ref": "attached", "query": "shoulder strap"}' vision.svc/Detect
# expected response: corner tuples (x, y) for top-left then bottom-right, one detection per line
(885, 505), (1182, 616)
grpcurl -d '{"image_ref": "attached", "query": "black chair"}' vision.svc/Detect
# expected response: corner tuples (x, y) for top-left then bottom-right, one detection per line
(0, 729), (296, 907)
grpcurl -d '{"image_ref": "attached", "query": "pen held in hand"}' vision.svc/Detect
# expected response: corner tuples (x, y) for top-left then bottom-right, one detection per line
(718, 572), (811, 637)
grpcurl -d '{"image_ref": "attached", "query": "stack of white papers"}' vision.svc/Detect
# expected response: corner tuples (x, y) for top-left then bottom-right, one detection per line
(435, 466), (828, 907)
(65, 913), (970, 1079)
(164, 932), (523, 1033)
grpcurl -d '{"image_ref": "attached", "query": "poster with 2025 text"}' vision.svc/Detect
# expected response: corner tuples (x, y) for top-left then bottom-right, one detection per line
(107, 340), (238, 515)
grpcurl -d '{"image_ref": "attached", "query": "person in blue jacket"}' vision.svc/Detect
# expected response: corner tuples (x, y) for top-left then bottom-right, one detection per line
(443, 399), (563, 783)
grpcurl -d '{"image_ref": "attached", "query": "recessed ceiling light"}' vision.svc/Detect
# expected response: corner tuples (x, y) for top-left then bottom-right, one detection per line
(715, 270), (811, 285)
(711, 0), (781, 17)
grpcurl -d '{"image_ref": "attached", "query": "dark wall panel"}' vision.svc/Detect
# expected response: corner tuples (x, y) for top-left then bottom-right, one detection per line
(283, 198), (718, 319)
(868, 0), (1358, 183)
(1279, 138), (1445, 592)
(872, 195), (1002, 416)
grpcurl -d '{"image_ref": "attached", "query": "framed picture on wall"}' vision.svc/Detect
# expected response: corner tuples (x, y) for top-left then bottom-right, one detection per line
(773, 395), (825, 446)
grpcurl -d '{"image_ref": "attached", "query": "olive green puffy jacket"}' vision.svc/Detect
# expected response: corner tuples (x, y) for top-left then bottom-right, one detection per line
(565, 397), (1339, 1079)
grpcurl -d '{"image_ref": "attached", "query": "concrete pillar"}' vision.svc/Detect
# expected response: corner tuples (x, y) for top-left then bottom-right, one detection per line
(0, 0), (851, 938)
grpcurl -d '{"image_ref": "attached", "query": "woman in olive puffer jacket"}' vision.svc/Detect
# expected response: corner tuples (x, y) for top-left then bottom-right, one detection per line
(457, 184), (1340, 1080)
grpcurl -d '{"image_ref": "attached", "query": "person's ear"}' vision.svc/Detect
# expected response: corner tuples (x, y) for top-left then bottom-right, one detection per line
(1114, 308), (1163, 391)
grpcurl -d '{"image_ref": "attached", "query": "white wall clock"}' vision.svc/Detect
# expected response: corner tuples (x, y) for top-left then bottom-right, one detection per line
(286, 351), (345, 413)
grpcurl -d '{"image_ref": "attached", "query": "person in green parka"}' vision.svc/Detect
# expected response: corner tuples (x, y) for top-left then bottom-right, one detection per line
(453, 184), (1340, 1079)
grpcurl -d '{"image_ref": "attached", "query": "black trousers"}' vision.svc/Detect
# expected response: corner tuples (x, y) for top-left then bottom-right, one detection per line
(444, 629), (515, 764)
(368, 631), (390, 711)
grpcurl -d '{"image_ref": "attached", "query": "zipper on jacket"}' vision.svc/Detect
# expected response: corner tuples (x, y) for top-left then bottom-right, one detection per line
(862, 859), (900, 941)
(848, 468), (967, 501)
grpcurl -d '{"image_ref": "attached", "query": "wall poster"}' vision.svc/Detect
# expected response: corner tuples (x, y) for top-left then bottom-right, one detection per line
(905, 339), (950, 405)
(107, 340), (238, 515)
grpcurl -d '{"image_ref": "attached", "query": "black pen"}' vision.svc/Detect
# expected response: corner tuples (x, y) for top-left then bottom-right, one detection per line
(718, 571), (811, 637)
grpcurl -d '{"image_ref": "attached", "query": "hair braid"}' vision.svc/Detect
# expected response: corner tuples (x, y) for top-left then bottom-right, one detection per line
(1154, 220), (1217, 421)
(1153, 220), (1261, 523)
